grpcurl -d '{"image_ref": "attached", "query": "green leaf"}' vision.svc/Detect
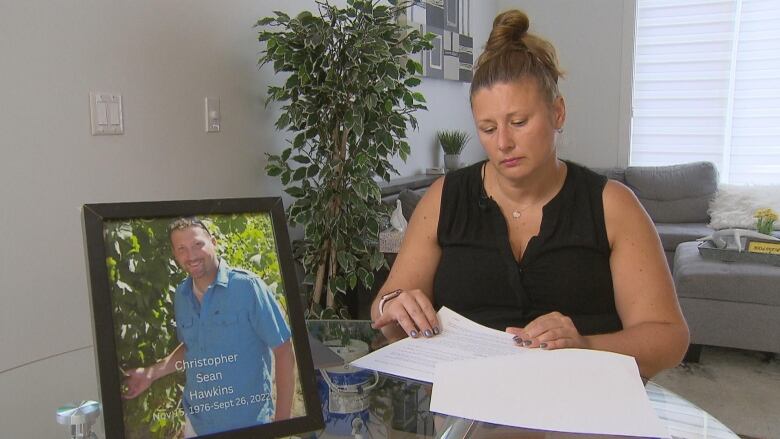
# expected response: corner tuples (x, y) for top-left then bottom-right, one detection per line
(362, 271), (374, 289)
(412, 92), (426, 103)
(267, 164), (283, 177)
(293, 133), (306, 148)
(358, 267), (371, 287)
(273, 11), (290, 22)
(285, 74), (299, 88)
(256, 17), (275, 27)
(404, 77), (421, 87)
(413, 60), (424, 74)
(370, 250), (384, 270)
(281, 148), (292, 162)
(292, 155), (310, 164)
(355, 181), (368, 200)
(367, 218), (379, 236)
(275, 113), (290, 130)
(400, 141), (411, 156)
(403, 92), (413, 107)
(334, 276), (347, 293)
(406, 58), (417, 74)
(284, 186), (305, 197)
(296, 10), (313, 20)
(306, 164), (320, 178)
(365, 93), (378, 109)
(384, 63), (399, 79)
(292, 167), (307, 181)
(351, 236), (365, 252)
(337, 251), (350, 270)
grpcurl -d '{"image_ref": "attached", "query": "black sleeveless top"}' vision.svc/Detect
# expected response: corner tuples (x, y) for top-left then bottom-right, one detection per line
(432, 161), (622, 335)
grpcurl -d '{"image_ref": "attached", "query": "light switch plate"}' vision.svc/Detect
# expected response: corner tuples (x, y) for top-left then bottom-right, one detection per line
(90, 92), (124, 135)
(205, 97), (220, 133)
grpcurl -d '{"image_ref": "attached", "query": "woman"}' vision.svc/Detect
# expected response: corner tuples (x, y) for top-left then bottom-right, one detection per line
(370, 9), (689, 378)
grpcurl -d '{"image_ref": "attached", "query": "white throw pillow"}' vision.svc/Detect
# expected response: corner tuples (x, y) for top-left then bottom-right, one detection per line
(708, 184), (780, 230)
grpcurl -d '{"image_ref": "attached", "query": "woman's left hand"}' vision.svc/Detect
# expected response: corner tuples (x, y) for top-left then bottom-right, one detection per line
(506, 311), (590, 350)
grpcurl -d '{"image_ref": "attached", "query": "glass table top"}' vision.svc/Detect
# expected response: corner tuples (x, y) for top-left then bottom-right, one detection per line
(305, 320), (738, 439)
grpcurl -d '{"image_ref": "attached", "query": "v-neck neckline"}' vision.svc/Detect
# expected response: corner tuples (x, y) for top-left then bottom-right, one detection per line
(480, 161), (573, 265)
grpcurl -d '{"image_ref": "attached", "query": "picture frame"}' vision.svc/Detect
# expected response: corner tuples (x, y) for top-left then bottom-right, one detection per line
(83, 197), (323, 439)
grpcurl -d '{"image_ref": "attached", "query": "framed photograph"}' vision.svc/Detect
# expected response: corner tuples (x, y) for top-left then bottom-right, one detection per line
(83, 197), (323, 439)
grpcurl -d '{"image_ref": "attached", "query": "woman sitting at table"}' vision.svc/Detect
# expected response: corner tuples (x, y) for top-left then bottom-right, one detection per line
(371, 9), (689, 378)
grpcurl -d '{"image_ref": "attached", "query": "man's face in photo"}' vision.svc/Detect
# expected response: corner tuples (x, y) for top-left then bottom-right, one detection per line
(170, 225), (219, 281)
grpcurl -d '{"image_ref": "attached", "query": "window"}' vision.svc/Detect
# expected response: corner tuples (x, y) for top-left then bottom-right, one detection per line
(631, 0), (780, 184)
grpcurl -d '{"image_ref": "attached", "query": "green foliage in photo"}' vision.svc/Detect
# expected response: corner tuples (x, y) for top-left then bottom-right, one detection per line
(105, 213), (284, 439)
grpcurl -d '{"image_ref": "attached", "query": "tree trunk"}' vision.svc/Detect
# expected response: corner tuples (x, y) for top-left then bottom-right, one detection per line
(311, 239), (329, 311)
(326, 245), (337, 308)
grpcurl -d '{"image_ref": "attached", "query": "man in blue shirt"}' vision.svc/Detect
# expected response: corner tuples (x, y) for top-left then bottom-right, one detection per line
(123, 218), (294, 437)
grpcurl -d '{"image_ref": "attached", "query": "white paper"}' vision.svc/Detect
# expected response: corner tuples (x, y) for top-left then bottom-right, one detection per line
(351, 307), (669, 438)
(431, 351), (670, 438)
(351, 307), (522, 382)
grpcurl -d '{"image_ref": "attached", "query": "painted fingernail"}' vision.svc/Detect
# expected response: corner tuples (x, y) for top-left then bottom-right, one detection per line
(522, 340), (533, 347)
(433, 327), (440, 335)
(539, 343), (548, 349)
(512, 336), (523, 344)
(424, 329), (433, 337)
(410, 330), (418, 338)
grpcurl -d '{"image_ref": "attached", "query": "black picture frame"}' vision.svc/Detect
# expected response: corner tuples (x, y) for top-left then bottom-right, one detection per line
(82, 197), (323, 439)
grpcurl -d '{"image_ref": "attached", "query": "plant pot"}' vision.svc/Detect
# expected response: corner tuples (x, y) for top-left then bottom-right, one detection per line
(444, 154), (461, 172)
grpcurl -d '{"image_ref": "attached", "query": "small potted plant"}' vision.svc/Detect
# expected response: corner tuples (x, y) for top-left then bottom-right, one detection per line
(437, 130), (471, 172)
(754, 208), (778, 235)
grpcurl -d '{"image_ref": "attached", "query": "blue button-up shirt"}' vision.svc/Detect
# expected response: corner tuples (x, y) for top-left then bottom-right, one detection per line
(174, 261), (291, 435)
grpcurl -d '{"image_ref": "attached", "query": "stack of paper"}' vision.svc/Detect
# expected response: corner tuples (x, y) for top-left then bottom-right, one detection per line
(351, 307), (669, 438)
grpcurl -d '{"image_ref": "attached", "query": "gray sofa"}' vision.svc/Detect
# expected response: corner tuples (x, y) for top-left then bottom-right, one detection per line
(593, 161), (718, 268)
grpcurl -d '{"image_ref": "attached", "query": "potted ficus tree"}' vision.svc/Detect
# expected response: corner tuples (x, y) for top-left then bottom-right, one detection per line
(257, 0), (433, 316)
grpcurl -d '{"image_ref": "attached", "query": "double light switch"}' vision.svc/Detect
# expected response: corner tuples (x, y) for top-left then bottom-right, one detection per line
(90, 92), (123, 135)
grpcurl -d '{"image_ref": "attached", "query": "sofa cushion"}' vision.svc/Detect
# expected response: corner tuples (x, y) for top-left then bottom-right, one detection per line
(654, 223), (713, 252)
(624, 162), (718, 223)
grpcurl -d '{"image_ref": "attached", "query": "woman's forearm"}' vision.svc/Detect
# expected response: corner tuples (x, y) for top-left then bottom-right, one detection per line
(585, 321), (689, 378)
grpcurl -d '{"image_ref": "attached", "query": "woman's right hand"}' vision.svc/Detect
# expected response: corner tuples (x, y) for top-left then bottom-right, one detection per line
(371, 288), (440, 338)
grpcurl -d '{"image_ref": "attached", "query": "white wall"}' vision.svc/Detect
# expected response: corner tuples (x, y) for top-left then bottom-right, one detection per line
(0, 1), (496, 437)
(498, 0), (635, 168)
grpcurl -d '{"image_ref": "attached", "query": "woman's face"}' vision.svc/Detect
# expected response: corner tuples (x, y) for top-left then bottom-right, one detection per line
(471, 78), (565, 180)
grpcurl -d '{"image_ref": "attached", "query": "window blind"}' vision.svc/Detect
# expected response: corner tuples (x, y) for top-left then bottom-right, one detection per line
(631, 0), (780, 184)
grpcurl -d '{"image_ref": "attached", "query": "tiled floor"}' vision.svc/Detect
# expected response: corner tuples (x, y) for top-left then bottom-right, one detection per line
(652, 346), (780, 439)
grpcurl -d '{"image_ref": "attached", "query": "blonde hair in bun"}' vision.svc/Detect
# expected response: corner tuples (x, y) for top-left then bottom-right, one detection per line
(471, 10), (564, 103)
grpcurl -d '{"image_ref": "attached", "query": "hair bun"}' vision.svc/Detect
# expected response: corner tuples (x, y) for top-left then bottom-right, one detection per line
(485, 10), (530, 53)
(494, 10), (529, 38)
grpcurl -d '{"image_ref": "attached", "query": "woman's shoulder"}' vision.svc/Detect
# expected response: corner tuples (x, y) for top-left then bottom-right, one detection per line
(443, 160), (484, 186)
(565, 161), (608, 188)
(440, 160), (485, 201)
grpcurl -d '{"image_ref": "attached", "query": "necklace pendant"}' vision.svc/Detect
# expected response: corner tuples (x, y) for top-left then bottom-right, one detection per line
(512, 210), (522, 219)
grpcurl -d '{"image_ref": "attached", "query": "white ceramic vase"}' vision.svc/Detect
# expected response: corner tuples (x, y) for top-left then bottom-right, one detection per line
(444, 154), (460, 172)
